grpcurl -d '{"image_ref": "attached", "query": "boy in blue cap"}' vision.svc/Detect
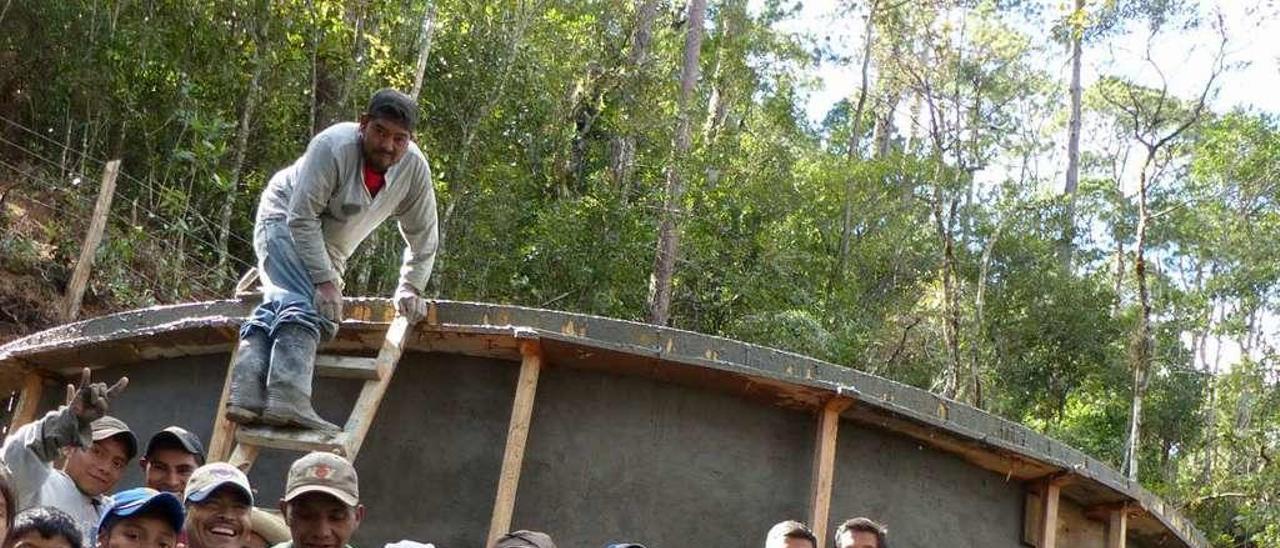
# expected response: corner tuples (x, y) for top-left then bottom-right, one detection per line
(96, 488), (184, 548)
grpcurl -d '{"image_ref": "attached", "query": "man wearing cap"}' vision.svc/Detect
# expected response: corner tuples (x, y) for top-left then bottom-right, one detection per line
(181, 463), (253, 548)
(225, 88), (438, 432)
(96, 488), (184, 548)
(139, 427), (204, 495)
(277, 452), (364, 548)
(1, 369), (131, 543)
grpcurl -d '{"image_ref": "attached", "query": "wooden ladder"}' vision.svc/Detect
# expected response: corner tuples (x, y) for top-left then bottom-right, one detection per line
(206, 315), (411, 470)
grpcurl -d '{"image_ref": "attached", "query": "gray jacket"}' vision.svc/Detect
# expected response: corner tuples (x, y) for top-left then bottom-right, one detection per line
(1, 407), (108, 544)
(257, 122), (439, 291)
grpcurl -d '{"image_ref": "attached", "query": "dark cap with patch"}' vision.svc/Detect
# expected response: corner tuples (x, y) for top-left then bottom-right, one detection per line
(495, 531), (556, 548)
(366, 88), (418, 132)
(145, 426), (206, 464)
(91, 416), (138, 461)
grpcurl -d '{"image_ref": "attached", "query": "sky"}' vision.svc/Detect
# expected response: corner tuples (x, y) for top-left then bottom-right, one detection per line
(750, 0), (1280, 371)
(760, 0), (1280, 123)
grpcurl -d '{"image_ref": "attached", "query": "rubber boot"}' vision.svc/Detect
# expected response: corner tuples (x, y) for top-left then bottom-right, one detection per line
(261, 324), (341, 433)
(225, 328), (271, 424)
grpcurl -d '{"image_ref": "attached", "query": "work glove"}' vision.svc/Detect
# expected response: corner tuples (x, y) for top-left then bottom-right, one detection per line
(65, 367), (129, 424)
(315, 281), (343, 322)
(394, 283), (428, 324)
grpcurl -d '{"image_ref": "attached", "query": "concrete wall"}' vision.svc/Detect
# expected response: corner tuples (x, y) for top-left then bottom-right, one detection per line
(828, 421), (1027, 548)
(76, 351), (1029, 548)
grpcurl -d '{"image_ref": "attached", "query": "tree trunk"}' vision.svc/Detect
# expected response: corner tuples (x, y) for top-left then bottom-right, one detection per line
(831, 0), (878, 294)
(609, 0), (659, 192)
(332, 0), (369, 127)
(307, 0), (320, 136)
(409, 2), (438, 101)
(1124, 149), (1157, 481)
(217, 6), (270, 280)
(1060, 0), (1085, 270)
(646, 0), (706, 326)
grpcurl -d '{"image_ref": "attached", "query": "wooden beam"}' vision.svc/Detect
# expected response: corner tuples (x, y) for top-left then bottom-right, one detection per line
(808, 397), (852, 548)
(61, 159), (121, 322)
(207, 343), (242, 462)
(7, 372), (45, 433)
(486, 341), (543, 548)
(1038, 477), (1062, 548)
(1106, 507), (1128, 548)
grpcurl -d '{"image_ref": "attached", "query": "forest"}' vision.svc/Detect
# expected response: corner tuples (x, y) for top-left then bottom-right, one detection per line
(0, 0), (1277, 544)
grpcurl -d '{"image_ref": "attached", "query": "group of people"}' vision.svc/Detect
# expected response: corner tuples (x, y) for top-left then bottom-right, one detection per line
(0, 369), (599, 548)
(766, 518), (887, 548)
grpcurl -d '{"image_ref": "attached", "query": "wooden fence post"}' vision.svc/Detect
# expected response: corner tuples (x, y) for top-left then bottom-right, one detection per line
(61, 159), (121, 322)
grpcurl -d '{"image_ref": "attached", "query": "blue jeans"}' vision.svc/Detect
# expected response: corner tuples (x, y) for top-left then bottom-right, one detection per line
(240, 218), (339, 341)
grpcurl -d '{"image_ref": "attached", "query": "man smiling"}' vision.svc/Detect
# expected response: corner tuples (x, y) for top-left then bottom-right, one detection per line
(181, 463), (253, 548)
(1, 369), (133, 544)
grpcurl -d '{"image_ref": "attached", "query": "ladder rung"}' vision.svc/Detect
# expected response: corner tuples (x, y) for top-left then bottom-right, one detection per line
(235, 425), (348, 455)
(315, 355), (380, 380)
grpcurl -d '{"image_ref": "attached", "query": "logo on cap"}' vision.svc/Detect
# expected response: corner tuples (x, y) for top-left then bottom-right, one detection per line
(312, 464), (332, 479)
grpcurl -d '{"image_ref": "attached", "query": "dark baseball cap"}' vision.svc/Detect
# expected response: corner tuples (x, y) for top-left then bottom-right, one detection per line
(366, 88), (418, 132)
(145, 426), (206, 464)
(91, 416), (138, 461)
(495, 530), (556, 548)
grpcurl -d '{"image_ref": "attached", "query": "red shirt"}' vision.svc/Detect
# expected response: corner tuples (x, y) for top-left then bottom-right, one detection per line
(363, 163), (386, 198)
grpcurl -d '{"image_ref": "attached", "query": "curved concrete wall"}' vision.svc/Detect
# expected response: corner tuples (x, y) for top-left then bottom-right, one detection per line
(93, 351), (1026, 547)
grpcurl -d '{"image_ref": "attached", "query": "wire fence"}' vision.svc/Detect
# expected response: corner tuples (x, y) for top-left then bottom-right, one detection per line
(0, 116), (258, 307)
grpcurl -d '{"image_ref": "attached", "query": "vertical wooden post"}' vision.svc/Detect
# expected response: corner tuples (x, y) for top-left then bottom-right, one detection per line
(1038, 478), (1062, 548)
(808, 398), (851, 547)
(61, 159), (121, 322)
(486, 340), (543, 548)
(8, 372), (45, 433)
(207, 343), (242, 463)
(1106, 507), (1128, 548)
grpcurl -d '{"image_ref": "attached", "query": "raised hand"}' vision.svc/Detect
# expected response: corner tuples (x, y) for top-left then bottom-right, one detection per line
(64, 367), (128, 423)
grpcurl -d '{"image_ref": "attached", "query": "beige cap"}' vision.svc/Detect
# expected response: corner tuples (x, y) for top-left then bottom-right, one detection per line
(284, 452), (359, 506)
(184, 462), (253, 505)
(91, 416), (138, 460)
(494, 531), (556, 548)
(249, 508), (291, 545)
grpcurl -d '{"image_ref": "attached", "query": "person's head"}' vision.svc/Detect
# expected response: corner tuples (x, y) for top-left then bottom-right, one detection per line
(279, 452), (364, 548)
(834, 518), (887, 548)
(245, 509), (289, 548)
(493, 530), (556, 548)
(765, 520), (817, 548)
(64, 417), (137, 497)
(7, 507), (83, 548)
(358, 88), (417, 173)
(181, 463), (253, 548)
(140, 427), (205, 495)
(95, 488), (184, 548)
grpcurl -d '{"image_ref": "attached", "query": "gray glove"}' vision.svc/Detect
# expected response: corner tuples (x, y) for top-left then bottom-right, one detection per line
(394, 283), (428, 324)
(65, 367), (128, 424)
(315, 281), (343, 322)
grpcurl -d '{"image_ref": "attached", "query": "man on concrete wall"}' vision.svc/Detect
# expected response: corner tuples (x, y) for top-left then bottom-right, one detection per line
(277, 452), (365, 548)
(226, 88), (438, 432)
(833, 518), (887, 548)
(138, 427), (204, 495)
(765, 520), (817, 548)
(1, 370), (133, 544)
